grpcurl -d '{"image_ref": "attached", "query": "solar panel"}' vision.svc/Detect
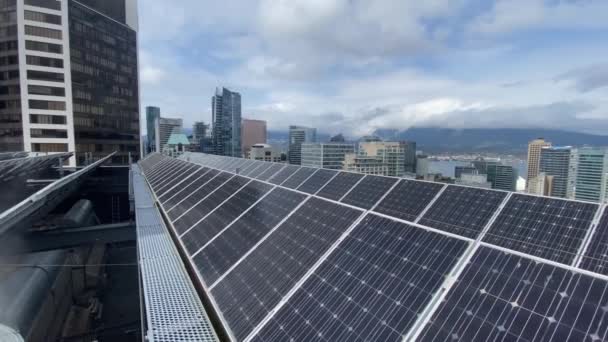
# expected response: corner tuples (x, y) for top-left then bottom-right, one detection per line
(235, 160), (255, 174)
(238, 161), (262, 176)
(144, 157), (172, 177)
(150, 160), (190, 188)
(251, 214), (469, 342)
(242, 162), (266, 177)
(418, 186), (507, 239)
(228, 159), (249, 173)
(192, 187), (307, 286)
(484, 194), (599, 265)
(341, 175), (398, 210)
(148, 159), (182, 185)
(419, 246), (608, 342)
(181, 181), (274, 257)
(247, 162), (276, 179)
(155, 164), (202, 197)
(162, 169), (220, 210)
(315, 172), (362, 202)
(281, 167), (317, 189)
(374, 180), (445, 222)
(296, 169), (338, 194)
(167, 172), (232, 221)
(256, 163), (285, 182)
(221, 158), (242, 172)
(211, 197), (363, 341)
(172, 176), (251, 235)
(268, 165), (300, 185)
(580, 209), (608, 274)
(158, 167), (209, 202)
(139, 153), (608, 342)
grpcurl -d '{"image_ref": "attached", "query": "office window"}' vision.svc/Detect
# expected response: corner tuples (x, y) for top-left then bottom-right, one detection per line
(25, 40), (62, 54)
(31, 143), (68, 152)
(30, 128), (67, 138)
(24, 0), (60, 10)
(24, 10), (61, 24)
(28, 85), (65, 96)
(0, 55), (18, 66)
(26, 55), (63, 68)
(27, 69), (64, 82)
(30, 114), (66, 124)
(0, 40), (17, 51)
(0, 25), (17, 38)
(0, 85), (19, 95)
(29, 99), (65, 110)
(25, 25), (62, 39)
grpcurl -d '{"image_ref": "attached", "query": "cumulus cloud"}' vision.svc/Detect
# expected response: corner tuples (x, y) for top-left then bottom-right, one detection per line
(556, 63), (608, 93)
(137, 0), (608, 136)
(469, 0), (608, 35)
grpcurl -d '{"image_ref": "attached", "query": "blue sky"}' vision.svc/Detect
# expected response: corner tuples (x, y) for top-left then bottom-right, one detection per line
(137, 0), (608, 136)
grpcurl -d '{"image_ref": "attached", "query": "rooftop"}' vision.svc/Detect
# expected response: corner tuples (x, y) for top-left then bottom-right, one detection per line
(137, 151), (608, 342)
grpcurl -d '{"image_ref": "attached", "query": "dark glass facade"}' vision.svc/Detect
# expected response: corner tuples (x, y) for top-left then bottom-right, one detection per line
(0, 0), (21, 152)
(212, 87), (241, 157)
(69, 0), (139, 165)
(145, 106), (160, 153)
(76, 0), (127, 23)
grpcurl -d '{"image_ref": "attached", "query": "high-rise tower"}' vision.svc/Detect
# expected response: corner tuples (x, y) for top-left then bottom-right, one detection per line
(0, 0), (140, 165)
(211, 87), (241, 157)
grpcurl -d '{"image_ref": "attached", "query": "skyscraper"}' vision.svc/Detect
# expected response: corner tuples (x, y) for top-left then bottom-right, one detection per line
(0, 0), (140, 166)
(526, 138), (551, 191)
(567, 147), (608, 203)
(192, 121), (209, 145)
(288, 125), (316, 165)
(212, 87), (241, 157)
(487, 164), (518, 191)
(358, 141), (407, 177)
(402, 141), (417, 174)
(301, 142), (355, 169)
(154, 117), (182, 153)
(146, 106), (160, 153)
(241, 118), (266, 156)
(539, 146), (571, 198)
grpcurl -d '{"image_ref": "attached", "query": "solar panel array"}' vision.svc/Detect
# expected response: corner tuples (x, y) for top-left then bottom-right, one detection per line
(139, 152), (608, 342)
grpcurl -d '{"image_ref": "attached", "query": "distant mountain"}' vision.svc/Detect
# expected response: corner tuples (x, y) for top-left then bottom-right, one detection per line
(265, 128), (608, 154)
(373, 128), (608, 154)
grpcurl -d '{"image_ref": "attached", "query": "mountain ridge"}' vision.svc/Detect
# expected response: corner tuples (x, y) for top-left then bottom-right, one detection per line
(268, 127), (608, 154)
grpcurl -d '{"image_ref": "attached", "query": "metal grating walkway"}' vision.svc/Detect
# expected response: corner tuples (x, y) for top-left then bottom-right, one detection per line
(133, 164), (219, 342)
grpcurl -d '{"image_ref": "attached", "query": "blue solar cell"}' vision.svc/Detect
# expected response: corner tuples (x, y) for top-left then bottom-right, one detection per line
(252, 214), (469, 342)
(155, 164), (201, 197)
(181, 180), (273, 257)
(158, 167), (209, 203)
(484, 194), (598, 264)
(375, 179), (444, 222)
(281, 167), (317, 189)
(211, 198), (362, 341)
(316, 172), (364, 201)
(172, 176), (250, 235)
(296, 169), (338, 194)
(192, 187), (306, 286)
(166, 172), (231, 221)
(419, 246), (608, 342)
(580, 209), (608, 275)
(162, 168), (219, 211)
(268, 165), (300, 185)
(341, 175), (398, 209)
(248, 163), (275, 179)
(256, 163), (286, 182)
(419, 186), (507, 239)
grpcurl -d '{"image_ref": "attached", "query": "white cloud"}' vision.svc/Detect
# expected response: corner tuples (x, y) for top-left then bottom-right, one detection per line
(137, 0), (608, 137)
(469, 0), (608, 35)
